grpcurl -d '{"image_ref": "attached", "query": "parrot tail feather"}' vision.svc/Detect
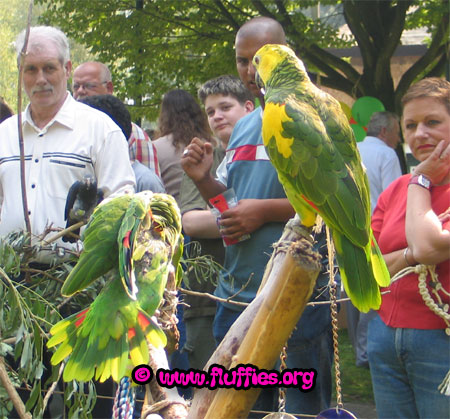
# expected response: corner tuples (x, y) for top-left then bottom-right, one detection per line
(370, 231), (391, 287)
(47, 306), (167, 383)
(128, 310), (166, 367)
(333, 232), (383, 313)
(48, 309), (85, 364)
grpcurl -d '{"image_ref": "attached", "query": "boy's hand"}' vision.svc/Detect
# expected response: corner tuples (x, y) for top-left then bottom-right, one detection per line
(181, 137), (214, 182)
(219, 199), (266, 240)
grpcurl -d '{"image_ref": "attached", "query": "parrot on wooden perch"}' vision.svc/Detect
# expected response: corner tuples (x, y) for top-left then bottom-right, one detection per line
(253, 44), (390, 312)
(47, 191), (183, 383)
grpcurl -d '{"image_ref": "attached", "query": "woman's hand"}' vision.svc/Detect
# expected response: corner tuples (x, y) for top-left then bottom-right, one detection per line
(414, 140), (450, 185)
(438, 207), (450, 225)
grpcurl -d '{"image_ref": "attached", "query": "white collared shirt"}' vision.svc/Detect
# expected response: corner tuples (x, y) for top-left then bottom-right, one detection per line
(0, 93), (136, 262)
(357, 136), (402, 213)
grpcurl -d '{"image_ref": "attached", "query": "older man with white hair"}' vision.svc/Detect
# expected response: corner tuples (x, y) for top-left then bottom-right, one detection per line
(0, 26), (135, 263)
(73, 61), (160, 176)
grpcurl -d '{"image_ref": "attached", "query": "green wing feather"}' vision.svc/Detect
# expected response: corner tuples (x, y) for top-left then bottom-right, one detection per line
(117, 196), (148, 299)
(61, 194), (133, 296)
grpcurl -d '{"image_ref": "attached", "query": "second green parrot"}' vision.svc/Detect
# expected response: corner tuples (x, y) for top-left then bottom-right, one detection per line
(47, 191), (183, 382)
(253, 44), (390, 312)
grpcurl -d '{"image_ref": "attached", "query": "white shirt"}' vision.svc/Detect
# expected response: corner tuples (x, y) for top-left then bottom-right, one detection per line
(357, 136), (402, 213)
(0, 93), (135, 262)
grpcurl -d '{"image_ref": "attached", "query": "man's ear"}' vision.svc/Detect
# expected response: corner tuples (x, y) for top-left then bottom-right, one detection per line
(379, 126), (387, 140)
(65, 60), (72, 78)
(244, 100), (255, 113)
(106, 81), (114, 94)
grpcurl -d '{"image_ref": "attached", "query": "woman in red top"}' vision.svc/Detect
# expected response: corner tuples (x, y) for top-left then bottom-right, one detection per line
(368, 77), (450, 418)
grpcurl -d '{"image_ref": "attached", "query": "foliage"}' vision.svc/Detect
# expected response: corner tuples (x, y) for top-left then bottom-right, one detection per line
(0, 230), (221, 416)
(33, 0), (449, 121)
(0, 0), (35, 112)
(0, 231), (98, 417)
(182, 240), (222, 289)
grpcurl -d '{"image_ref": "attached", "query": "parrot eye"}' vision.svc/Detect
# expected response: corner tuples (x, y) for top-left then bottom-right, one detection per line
(254, 56), (260, 65)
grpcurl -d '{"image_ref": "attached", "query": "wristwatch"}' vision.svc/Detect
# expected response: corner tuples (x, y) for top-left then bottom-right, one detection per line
(408, 174), (432, 190)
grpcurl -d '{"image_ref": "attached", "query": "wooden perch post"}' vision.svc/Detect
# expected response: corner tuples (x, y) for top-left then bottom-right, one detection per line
(142, 344), (188, 419)
(188, 217), (321, 419)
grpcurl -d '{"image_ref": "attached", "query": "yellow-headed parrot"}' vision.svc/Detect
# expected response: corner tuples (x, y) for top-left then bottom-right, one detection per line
(47, 191), (183, 383)
(253, 44), (390, 312)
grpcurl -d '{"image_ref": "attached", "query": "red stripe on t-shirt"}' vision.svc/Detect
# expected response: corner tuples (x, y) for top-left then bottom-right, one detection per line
(231, 145), (258, 162)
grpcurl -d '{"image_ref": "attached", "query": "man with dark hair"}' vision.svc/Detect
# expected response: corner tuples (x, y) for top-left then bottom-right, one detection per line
(182, 16), (337, 417)
(80, 94), (165, 194)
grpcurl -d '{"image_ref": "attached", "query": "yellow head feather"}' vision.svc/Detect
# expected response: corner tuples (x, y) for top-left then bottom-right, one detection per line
(253, 44), (307, 87)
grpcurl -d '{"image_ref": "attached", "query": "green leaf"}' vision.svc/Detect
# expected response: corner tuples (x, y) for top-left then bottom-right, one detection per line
(20, 336), (32, 368)
(25, 380), (41, 412)
(34, 361), (44, 381)
(0, 342), (13, 357)
(33, 322), (43, 359)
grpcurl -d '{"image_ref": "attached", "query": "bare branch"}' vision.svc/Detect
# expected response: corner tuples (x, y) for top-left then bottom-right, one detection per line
(17, 0), (34, 238)
(213, 0), (241, 31)
(42, 363), (64, 413)
(0, 355), (32, 419)
(396, 10), (449, 105)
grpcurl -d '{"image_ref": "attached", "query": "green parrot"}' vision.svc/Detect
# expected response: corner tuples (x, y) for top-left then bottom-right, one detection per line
(253, 44), (390, 312)
(47, 191), (183, 382)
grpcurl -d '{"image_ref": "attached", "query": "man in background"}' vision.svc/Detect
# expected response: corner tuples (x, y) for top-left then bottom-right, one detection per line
(182, 17), (338, 417)
(80, 94), (165, 193)
(347, 110), (402, 367)
(72, 61), (160, 177)
(358, 111), (402, 212)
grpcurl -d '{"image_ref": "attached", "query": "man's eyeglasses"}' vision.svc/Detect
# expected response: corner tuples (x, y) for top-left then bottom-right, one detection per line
(72, 81), (108, 91)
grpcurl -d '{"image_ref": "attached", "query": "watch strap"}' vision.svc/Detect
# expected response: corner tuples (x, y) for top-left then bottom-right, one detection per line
(409, 174), (432, 190)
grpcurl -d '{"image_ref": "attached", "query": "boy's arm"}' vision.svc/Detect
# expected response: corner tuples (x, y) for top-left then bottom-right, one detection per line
(182, 210), (221, 239)
(219, 198), (295, 241)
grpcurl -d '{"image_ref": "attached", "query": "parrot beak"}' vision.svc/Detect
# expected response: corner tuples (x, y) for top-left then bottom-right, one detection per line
(255, 72), (265, 96)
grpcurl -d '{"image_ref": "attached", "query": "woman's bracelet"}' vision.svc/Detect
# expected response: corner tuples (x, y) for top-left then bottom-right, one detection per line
(403, 247), (413, 266)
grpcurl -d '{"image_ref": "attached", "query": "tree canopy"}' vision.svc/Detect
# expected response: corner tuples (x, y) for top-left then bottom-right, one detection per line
(28, 0), (450, 120)
(0, 0), (40, 112)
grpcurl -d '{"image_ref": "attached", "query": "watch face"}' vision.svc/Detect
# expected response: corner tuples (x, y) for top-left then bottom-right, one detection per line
(409, 174), (432, 189)
(418, 175), (431, 188)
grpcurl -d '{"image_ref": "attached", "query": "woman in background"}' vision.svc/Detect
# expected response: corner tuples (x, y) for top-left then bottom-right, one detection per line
(368, 77), (450, 418)
(153, 89), (213, 205)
